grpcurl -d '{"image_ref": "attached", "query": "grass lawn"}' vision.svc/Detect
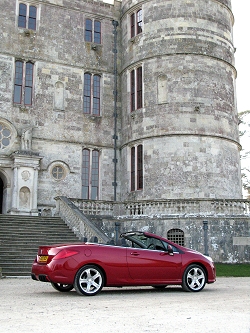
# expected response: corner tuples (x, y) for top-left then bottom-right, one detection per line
(215, 263), (250, 277)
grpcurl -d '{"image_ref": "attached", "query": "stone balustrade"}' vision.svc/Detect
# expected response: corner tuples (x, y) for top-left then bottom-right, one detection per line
(69, 198), (250, 217)
(55, 196), (110, 243)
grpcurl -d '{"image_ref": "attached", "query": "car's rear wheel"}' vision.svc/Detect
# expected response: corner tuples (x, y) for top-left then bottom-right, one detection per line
(182, 264), (206, 292)
(51, 282), (74, 292)
(74, 265), (104, 296)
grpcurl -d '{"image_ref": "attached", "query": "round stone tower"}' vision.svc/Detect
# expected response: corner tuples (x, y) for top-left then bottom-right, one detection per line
(119, 0), (242, 200)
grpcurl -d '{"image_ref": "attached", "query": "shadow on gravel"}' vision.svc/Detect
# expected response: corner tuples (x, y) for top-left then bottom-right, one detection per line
(34, 285), (215, 297)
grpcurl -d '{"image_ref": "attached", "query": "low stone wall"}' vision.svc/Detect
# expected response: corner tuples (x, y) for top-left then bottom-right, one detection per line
(99, 215), (250, 263)
(56, 197), (250, 263)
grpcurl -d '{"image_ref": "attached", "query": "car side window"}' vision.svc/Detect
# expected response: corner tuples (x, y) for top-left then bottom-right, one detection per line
(162, 241), (180, 253)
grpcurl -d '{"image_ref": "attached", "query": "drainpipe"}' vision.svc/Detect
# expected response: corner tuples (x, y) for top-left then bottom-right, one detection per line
(203, 220), (209, 256)
(112, 20), (119, 201)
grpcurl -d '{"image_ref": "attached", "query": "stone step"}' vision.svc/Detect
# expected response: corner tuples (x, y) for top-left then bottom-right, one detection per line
(0, 214), (80, 277)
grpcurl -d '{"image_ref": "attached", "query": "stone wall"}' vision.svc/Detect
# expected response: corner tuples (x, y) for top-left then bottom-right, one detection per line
(120, 0), (241, 201)
(98, 215), (250, 263)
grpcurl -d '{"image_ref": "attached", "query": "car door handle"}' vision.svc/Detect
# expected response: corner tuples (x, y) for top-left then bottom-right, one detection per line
(130, 252), (140, 256)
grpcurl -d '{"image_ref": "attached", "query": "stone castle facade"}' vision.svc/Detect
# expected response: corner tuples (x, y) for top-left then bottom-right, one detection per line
(0, 0), (249, 261)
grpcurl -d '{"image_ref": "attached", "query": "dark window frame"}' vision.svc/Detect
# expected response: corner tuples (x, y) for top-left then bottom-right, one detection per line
(137, 144), (143, 190)
(130, 66), (143, 112)
(14, 60), (34, 106)
(131, 147), (135, 191)
(136, 9), (143, 35)
(82, 149), (100, 200)
(131, 144), (143, 191)
(18, 3), (37, 30)
(130, 9), (142, 38)
(84, 73), (101, 116)
(85, 18), (102, 44)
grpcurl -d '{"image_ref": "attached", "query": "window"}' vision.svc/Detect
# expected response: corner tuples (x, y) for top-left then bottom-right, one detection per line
(14, 60), (34, 105)
(83, 73), (101, 115)
(131, 67), (143, 111)
(131, 9), (142, 38)
(82, 149), (99, 200)
(18, 3), (37, 30)
(0, 123), (12, 149)
(131, 144), (143, 191)
(167, 229), (185, 246)
(52, 166), (64, 180)
(85, 19), (101, 44)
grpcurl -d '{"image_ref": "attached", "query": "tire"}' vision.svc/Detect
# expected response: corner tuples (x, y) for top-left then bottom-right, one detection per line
(74, 265), (104, 296)
(182, 264), (206, 292)
(51, 282), (74, 292)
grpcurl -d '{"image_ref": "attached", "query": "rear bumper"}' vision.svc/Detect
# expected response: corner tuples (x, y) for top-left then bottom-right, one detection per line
(31, 273), (50, 282)
(31, 259), (77, 284)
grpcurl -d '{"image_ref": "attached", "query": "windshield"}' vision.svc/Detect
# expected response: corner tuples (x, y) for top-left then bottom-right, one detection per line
(121, 232), (179, 252)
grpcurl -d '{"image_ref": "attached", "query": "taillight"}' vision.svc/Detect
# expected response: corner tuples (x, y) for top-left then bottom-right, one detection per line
(37, 255), (49, 264)
(53, 249), (79, 260)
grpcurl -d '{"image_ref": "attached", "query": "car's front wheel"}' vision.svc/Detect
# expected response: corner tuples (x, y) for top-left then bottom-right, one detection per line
(74, 265), (104, 296)
(182, 264), (206, 292)
(51, 282), (74, 292)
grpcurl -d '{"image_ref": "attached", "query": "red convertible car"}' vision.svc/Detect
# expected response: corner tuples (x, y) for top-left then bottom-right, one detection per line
(31, 231), (216, 296)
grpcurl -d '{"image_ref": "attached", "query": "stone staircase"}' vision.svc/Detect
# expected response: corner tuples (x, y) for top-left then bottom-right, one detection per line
(0, 215), (80, 277)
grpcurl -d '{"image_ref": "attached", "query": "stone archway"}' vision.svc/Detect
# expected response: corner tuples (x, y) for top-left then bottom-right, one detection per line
(0, 170), (11, 215)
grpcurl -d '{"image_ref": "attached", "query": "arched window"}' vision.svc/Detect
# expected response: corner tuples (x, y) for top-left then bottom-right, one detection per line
(167, 229), (185, 246)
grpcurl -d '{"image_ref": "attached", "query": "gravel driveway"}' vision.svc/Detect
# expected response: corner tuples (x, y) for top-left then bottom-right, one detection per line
(0, 277), (249, 333)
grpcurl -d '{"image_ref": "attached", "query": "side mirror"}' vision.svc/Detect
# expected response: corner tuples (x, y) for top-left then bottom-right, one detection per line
(167, 245), (174, 256)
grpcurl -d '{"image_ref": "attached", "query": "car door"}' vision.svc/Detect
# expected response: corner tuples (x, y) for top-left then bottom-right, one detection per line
(126, 247), (182, 283)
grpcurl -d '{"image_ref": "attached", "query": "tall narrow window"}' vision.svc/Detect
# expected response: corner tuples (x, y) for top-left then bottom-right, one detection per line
(84, 73), (101, 115)
(94, 21), (101, 44)
(28, 6), (37, 30)
(131, 147), (135, 191)
(82, 149), (90, 199)
(137, 9), (142, 34)
(83, 73), (91, 114)
(131, 145), (143, 191)
(130, 9), (142, 38)
(130, 67), (142, 111)
(85, 19), (101, 44)
(131, 70), (135, 112)
(91, 150), (99, 200)
(85, 19), (92, 42)
(82, 149), (99, 200)
(93, 75), (100, 115)
(137, 145), (143, 190)
(18, 3), (27, 28)
(18, 3), (37, 30)
(14, 61), (34, 105)
(131, 13), (135, 38)
(14, 61), (23, 104)
(24, 62), (33, 105)
(137, 67), (142, 109)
